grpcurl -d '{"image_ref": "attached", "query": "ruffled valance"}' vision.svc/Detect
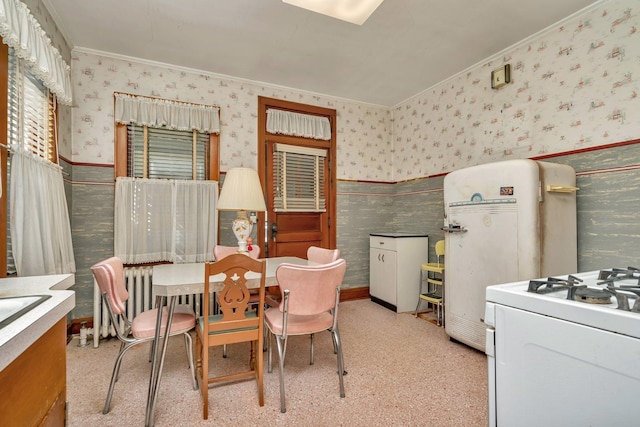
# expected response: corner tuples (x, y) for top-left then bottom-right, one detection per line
(0, 0), (73, 105)
(267, 108), (331, 140)
(114, 93), (221, 134)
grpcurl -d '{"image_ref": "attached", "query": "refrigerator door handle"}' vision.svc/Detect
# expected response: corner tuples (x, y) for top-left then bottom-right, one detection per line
(441, 224), (467, 233)
(546, 185), (579, 193)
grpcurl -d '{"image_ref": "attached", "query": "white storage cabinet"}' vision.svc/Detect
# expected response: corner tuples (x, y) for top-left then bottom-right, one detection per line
(369, 233), (429, 312)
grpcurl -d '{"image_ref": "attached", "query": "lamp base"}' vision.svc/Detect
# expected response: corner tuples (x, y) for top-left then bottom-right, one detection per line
(232, 210), (252, 253)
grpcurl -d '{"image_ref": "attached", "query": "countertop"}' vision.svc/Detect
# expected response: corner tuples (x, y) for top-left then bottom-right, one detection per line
(0, 274), (75, 371)
(370, 232), (429, 238)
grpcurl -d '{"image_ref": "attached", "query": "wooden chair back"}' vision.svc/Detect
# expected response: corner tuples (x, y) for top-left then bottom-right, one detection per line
(196, 253), (266, 419)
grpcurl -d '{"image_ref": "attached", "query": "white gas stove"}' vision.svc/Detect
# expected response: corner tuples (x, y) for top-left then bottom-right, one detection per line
(484, 268), (640, 427)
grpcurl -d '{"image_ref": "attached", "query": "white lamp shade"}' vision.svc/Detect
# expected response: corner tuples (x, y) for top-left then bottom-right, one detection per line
(217, 167), (267, 212)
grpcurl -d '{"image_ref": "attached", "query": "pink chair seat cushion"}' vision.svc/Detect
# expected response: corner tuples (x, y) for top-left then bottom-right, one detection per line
(264, 308), (333, 335)
(132, 305), (196, 339)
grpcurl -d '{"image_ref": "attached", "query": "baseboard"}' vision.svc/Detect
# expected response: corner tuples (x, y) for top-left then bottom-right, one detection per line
(340, 286), (369, 302)
(370, 296), (397, 312)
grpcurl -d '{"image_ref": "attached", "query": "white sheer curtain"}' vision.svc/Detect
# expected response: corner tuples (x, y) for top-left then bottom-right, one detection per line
(10, 150), (75, 276)
(114, 93), (220, 133)
(0, 0), (72, 105)
(114, 178), (218, 264)
(266, 108), (331, 140)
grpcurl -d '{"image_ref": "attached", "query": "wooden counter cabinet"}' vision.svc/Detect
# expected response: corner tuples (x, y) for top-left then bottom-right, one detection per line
(0, 318), (67, 426)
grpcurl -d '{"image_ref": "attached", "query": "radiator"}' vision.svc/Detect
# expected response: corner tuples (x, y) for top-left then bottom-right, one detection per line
(92, 265), (204, 348)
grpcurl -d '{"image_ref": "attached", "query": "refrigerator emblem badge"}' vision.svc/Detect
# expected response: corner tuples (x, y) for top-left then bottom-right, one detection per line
(500, 187), (514, 195)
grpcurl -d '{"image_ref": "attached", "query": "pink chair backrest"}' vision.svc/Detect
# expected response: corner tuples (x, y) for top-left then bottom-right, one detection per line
(307, 246), (340, 264)
(275, 258), (346, 316)
(91, 256), (128, 315)
(214, 245), (261, 260)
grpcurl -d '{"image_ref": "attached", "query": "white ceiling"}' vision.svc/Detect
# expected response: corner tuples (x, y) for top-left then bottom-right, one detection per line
(43, 0), (599, 107)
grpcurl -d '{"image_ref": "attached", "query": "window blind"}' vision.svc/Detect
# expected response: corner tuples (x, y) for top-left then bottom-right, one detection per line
(7, 48), (54, 160)
(273, 143), (327, 212)
(127, 124), (208, 180)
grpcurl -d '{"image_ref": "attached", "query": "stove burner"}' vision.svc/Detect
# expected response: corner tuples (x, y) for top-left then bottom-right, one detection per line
(571, 287), (612, 304)
(527, 275), (583, 294)
(606, 288), (640, 312)
(598, 267), (640, 285)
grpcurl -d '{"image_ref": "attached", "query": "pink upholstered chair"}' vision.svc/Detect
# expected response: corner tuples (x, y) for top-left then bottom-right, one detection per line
(213, 244), (261, 260)
(91, 257), (196, 414)
(264, 258), (347, 413)
(264, 246), (340, 309)
(307, 246), (340, 264)
(304, 246), (341, 354)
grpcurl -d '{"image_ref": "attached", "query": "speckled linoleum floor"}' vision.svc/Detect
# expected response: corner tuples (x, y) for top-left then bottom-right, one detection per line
(66, 299), (488, 426)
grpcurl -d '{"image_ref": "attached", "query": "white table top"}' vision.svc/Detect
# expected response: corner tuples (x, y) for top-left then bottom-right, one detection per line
(152, 256), (312, 297)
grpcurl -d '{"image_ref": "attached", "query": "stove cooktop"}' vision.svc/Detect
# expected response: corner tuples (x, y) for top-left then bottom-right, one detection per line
(527, 268), (640, 312)
(485, 269), (640, 340)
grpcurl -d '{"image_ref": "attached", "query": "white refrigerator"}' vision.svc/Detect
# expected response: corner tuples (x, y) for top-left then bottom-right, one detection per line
(443, 159), (577, 352)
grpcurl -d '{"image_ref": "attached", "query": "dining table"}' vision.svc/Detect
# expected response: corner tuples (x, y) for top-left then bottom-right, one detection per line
(144, 256), (313, 426)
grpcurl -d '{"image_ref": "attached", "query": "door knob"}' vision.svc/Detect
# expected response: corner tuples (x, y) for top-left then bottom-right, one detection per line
(271, 223), (278, 241)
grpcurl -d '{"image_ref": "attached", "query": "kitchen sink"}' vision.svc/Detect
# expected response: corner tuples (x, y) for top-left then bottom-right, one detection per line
(0, 295), (51, 329)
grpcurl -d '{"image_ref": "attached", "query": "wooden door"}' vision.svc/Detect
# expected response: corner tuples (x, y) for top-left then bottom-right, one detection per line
(257, 97), (336, 259)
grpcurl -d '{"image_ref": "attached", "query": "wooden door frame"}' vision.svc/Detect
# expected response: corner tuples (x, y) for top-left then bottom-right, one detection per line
(257, 96), (337, 257)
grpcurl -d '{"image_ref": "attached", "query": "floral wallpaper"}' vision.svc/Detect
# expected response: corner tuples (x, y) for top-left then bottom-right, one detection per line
(70, 53), (393, 181)
(393, 0), (640, 181)
(70, 0), (639, 183)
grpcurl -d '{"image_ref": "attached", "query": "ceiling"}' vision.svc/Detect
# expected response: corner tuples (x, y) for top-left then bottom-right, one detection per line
(43, 0), (598, 107)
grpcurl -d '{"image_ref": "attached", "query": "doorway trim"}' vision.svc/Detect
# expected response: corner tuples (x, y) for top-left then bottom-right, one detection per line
(257, 96), (337, 256)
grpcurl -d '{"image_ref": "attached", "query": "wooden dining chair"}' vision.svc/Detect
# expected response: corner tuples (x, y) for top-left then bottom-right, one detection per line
(194, 253), (267, 419)
(213, 245), (262, 357)
(91, 257), (197, 415)
(265, 258), (347, 413)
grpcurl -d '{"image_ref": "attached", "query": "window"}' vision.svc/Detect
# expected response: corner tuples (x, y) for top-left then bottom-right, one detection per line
(272, 143), (327, 212)
(126, 124), (209, 179)
(114, 93), (220, 180)
(5, 48), (75, 277)
(113, 94), (221, 264)
(7, 47), (56, 162)
(6, 48), (57, 275)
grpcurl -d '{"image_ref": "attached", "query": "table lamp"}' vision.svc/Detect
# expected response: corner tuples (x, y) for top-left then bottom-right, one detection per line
(217, 167), (267, 253)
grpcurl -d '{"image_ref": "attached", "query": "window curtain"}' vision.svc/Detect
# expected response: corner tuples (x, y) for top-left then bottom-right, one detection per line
(114, 177), (218, 264)
(0, 0), (73, 105)
(114, 93), (220, 134)
(9, 150), (75, 275)
(266, 109), (331, 140)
